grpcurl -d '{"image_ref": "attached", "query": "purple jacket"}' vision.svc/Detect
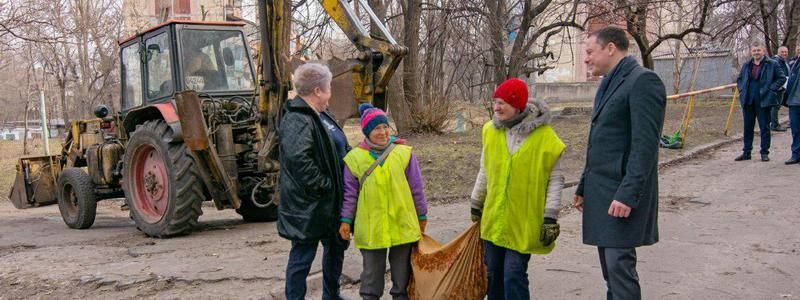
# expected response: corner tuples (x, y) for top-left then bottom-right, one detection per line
(340, 151), (428, 224)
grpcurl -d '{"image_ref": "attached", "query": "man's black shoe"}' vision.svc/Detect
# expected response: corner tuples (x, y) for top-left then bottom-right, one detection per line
(772, 126), (788, 132)
(734, 153), (751, 161)
(785, 158), (800, 165)
(761, 154), (770, 162)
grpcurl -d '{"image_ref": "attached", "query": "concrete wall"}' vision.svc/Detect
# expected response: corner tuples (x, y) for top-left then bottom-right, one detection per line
(654, 53), (736, 94)
(532, 82), (598, 103)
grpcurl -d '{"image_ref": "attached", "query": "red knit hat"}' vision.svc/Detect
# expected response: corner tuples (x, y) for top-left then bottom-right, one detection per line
(493, 78), (529, 111)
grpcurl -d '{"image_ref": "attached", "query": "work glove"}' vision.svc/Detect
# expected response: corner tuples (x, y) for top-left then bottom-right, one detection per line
(540, 217), (560, 246)
(419, 219), (428, 233)
(470, 208), (482, 223)
(339, 222), (351, 241)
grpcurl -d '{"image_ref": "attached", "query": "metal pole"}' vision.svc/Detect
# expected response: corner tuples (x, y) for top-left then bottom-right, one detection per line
(681, 95), (696, 140)
(724, 87), (738, 136)
(39, 90), (50, 155)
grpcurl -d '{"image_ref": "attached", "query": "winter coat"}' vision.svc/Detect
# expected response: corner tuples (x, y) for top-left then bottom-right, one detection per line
(342, 144), (425, 249)
(471, 99), (566, 254)
(576, 57), (666, 248)
(471, 100), (565, 220)
(277, 96), (345, 242)
(737, 57), (787, 108)
(787, 61), (800, 107)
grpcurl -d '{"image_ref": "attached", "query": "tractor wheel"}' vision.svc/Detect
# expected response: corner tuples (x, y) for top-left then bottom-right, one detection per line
(57, 168), (97, 229)
(122, 120), (204, 238)
(235, 197), (278, 222)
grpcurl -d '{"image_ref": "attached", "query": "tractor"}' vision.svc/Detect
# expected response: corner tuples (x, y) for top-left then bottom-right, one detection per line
(8, 0), (406, 238)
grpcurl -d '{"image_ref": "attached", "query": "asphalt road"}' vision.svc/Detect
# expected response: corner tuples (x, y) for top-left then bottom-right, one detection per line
(1, 131), (798, 299)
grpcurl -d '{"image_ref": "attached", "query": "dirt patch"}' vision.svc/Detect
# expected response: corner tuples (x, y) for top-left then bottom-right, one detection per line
(662, 195), (710, 211)
(0, 243), (38, 257)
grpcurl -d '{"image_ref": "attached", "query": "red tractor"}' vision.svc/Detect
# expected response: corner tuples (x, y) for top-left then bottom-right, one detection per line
(9, 0), (406, 238)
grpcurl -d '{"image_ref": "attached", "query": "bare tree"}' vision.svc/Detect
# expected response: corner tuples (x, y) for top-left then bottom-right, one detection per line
(588, 0), (713, 70)
(475, 0), (584, 83)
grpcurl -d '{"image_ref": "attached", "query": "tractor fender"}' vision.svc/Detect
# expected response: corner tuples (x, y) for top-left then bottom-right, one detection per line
(122, 102), (183, 142)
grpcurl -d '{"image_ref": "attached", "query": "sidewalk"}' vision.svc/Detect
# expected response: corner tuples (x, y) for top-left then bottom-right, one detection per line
(326, 130), (800, 299)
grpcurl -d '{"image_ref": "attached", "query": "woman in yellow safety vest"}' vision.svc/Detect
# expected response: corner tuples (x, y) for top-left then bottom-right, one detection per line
(338, 103), (428, 300)
(470, 78), (566, 300)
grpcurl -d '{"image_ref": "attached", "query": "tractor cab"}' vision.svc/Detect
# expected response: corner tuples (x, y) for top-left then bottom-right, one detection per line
(118, 21), (256, 112)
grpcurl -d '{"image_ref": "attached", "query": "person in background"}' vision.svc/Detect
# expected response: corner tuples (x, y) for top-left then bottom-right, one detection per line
(339, 103), (428, 300)
(278, 63), (350, 300)
(470, 78), (565, 300)
(791, 44), (800, 66)
(783, 46), (800, 165)
(734, 41), (787, 162)
(576, 26), (666, 300)
(771, 46), (790, 131)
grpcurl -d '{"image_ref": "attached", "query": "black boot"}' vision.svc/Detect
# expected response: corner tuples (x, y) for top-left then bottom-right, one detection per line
(734, 153), (751, 161)
(785, 157), (800, 165)
(761, 154), (770, 162)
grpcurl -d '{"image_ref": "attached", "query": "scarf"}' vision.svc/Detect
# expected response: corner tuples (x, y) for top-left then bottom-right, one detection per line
(499, 108), (530, 129)
(360, 136), (406, 160)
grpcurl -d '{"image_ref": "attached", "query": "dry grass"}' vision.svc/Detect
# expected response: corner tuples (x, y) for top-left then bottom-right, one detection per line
(399, 97), (749, 202)
(0, 98), (755, 204)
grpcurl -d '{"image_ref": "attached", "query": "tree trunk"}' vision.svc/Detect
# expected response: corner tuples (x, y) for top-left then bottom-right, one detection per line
(622, 0), (654, 69)
(785, 0), (800, 57)
(399, 0), (422, 132)
(23, 97), (30, 155)
(759, 0), (780, 56)
(486, 0), (507, 84)
(59, 80), (69, 127)
(672, 40), (683, 94)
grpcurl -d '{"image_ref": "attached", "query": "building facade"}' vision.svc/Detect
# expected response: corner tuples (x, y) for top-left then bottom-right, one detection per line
(122, 0), (243, 37)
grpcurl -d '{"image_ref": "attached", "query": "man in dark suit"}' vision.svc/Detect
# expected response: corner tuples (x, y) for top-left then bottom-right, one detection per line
(574, 26), (666, 300)
(784, 46), (800, 165)
(771, 46), (790, 131)
(735, 42), (787, 162)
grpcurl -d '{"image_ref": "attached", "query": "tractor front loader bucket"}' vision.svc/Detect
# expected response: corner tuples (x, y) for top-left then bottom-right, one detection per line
(9, 155), (61, 209)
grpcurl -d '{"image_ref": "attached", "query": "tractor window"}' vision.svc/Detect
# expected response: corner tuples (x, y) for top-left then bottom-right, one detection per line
(121, 44), (143, 110)
(145, 32), (174, 100)
(181, 30), (254, 92)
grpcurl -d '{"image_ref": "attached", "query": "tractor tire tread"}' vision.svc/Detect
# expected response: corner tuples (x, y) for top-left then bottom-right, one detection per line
(57, 168), (97, 229)
(124, 120), (204, 238)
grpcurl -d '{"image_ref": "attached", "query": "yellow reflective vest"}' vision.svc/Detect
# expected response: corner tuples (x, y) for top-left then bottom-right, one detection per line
(343, 145), (421, 250)
(480, 122), (565, 254)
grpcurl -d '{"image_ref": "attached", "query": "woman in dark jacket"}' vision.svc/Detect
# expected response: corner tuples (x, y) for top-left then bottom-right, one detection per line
(278, 62), (350, 300)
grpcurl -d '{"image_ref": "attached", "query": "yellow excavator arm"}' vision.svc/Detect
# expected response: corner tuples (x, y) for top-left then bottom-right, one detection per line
(256, 0), (407, 116)
(318, 0), (408, 106)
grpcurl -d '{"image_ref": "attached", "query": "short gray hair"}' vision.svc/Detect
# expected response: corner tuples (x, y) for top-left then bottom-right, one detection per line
(750, 41), (765, 49)
(293, 63), (332, 96)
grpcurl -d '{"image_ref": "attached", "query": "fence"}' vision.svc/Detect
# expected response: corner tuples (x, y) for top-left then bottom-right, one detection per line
(666, 83), (738, 142)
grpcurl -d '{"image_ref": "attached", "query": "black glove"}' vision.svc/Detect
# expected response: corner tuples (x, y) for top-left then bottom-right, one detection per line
(540, 217), (560, 246)
(471, 208), (482, 222)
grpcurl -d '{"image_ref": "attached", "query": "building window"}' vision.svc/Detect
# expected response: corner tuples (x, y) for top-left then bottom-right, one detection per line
(174, 0), (191, 14)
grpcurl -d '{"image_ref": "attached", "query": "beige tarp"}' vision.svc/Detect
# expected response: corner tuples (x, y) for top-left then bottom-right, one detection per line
(408, 223), (487, 300)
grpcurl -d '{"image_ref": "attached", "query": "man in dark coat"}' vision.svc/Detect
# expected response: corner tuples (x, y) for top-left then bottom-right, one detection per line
(771, 46), (791, 131)
(735, 42), (787, 162)
(278, 63), (350, 300)
(784, 50), (800, 164)
(574, 26), (666, 300)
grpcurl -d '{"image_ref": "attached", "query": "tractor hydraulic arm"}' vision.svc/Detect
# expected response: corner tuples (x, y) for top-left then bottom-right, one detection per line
(319, 0), (408, 107)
